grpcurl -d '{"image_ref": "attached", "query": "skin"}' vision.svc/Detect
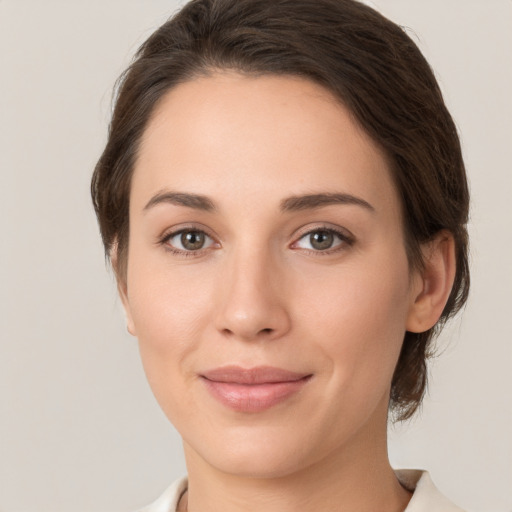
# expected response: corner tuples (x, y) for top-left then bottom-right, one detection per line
(118, 72), (455, 512)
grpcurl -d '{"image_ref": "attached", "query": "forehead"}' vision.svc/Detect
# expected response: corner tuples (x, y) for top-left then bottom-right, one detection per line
(132, 72), (399, 217)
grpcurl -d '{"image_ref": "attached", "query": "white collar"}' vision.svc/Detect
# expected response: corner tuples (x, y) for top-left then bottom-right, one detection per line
(138, 470), (464, 512)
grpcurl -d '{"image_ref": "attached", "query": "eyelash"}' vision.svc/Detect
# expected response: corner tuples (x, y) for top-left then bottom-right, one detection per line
(158, 225), (354, 257)
(159, 226), (218, 258)
(291, 226), (354, 255)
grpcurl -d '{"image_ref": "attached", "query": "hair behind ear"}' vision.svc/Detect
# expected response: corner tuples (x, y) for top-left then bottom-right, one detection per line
(391, 231), (458, 421)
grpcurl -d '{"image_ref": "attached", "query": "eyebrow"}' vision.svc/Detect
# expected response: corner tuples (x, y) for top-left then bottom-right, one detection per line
(143, 190), (374, 214)
(280, 193), (375, 213)
(143, 191), (216, 212)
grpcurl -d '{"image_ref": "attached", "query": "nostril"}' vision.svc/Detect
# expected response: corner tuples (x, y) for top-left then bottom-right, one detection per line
(260, 328), (273, 335)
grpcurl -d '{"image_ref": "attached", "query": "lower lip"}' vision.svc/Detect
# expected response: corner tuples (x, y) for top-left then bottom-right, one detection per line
(201, 377), (311, 413)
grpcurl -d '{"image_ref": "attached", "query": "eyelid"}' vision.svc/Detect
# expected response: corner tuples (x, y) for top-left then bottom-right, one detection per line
(156, 222), (354, 255)
(158, 224), (220, 255)
(292, 222), (354, 241)
(290, 224), (355, 252)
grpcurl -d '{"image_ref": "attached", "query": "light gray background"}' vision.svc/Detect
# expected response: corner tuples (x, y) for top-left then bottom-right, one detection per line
(1, 1), (510, 511)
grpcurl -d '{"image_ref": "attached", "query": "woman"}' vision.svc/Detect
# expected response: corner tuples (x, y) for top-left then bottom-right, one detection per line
(91, 0), (469, 511)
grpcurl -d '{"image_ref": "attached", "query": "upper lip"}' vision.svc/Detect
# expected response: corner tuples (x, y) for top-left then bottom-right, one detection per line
(201, 366), (311, 384)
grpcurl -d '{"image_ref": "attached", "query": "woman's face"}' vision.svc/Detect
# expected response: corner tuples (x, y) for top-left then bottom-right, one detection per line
(122, 73), (422, 477)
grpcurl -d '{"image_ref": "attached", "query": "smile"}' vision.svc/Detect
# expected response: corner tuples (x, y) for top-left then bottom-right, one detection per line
(200, 366), (312, 413)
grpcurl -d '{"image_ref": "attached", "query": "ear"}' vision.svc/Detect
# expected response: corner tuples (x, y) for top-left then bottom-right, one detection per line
(406, 231), (456, 333)
(111, 242), (137, 337)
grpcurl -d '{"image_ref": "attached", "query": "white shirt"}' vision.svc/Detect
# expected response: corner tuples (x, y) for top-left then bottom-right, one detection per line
(138, 470), (464, 512)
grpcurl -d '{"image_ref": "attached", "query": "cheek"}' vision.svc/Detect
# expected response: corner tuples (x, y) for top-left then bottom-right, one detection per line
(125, 253), (216, 398)
(128, 242), (216, 335)
(296, 253), (412, 390)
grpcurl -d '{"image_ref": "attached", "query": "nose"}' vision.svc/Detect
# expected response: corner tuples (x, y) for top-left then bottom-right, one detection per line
(214, 249), (291, 342)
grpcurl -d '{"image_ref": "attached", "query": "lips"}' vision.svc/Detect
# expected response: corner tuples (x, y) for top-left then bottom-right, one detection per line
(200, 366), (312, 412)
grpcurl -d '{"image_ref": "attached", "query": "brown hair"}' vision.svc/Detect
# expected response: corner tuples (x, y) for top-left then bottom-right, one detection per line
(91, 0), (470, 421)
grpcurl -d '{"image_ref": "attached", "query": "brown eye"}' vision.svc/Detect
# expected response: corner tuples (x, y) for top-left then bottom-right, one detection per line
(293, 228), (351, 252)
(181, 231), (205, 250)
(165, 229), (215, 252)
(309, 230), (334, 250)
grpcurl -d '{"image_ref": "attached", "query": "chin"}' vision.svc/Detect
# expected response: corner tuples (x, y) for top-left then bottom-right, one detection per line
(182, 420), (347, 481)
(205, 444), (311, 479)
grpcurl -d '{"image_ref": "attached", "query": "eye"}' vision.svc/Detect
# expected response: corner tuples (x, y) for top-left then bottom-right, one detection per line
(164, 229), (215, 252)
(293, 228), (351, 252)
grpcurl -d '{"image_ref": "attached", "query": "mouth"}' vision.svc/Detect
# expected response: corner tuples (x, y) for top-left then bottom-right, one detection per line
(200, 366), (313, 413)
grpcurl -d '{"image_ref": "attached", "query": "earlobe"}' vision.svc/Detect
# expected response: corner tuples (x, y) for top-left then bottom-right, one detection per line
(111, 243), (137, 337)
(406, 231), (456, 333)
(118, 280), (136, 336)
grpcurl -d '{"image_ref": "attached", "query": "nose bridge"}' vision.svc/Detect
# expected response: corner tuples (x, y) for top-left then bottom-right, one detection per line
(215, 241), (290, 341)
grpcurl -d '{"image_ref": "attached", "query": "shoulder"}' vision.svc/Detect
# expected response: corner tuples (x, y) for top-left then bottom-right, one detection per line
(396, 469), (465, 512)
(136, 477), (188, 512)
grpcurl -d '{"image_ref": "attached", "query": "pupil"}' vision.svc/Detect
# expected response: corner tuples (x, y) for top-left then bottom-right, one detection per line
(310, 231), (333, 250)
(181, 231), (205, 250)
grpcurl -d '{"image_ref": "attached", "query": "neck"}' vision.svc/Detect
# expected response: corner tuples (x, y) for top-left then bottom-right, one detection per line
(181, 399), (411, 512)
